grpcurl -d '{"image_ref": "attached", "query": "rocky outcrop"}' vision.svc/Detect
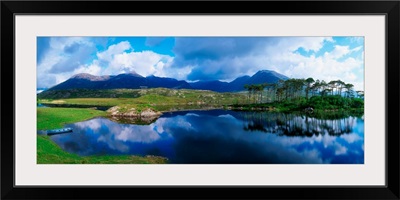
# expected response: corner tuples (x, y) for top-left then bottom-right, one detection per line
(107, 106), (123, 116)
(140, 108), (162, 118)
(107, 107), (162, 125)
(107, 106), (162, 119)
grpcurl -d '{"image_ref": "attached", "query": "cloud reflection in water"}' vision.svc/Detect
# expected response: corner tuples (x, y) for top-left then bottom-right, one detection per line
(49, 110), (364, 164)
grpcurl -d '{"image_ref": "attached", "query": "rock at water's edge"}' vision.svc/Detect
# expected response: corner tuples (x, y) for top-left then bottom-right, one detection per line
(107, 106), (162, 118)
(140, 108), (162, 118)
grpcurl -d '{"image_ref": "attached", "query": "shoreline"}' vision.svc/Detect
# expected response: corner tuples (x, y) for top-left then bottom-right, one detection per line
(38, 103), (364, 120)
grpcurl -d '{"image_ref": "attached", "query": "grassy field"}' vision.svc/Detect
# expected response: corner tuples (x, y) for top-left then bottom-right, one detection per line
(38, 88), (248, 114)
(38, 88), (247, 102)
(37, 107), (106, 130)
(37, 107), (168, 164)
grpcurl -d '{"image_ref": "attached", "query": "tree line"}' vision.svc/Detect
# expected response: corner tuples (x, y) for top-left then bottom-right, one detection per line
(244, 78), (364, 104)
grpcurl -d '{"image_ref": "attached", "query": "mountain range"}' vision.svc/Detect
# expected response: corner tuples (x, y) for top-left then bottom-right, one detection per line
(44, 70), (288, 93)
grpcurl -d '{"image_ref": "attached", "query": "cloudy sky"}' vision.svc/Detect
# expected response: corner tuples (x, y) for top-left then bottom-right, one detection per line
(37, 36), (364, 90)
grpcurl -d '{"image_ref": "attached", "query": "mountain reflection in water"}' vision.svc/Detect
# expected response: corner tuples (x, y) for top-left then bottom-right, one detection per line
(47, 110), (364, 164)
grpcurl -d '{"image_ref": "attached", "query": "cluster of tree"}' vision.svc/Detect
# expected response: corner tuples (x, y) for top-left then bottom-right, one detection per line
(244, 84), (269, 104)
(244, 78), (364, 104)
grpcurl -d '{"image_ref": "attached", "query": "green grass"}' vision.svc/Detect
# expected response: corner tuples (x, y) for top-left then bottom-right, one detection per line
(37, 135), (82, 163)
(37, 107), (168, 164)
(37, 107), (106, 130)
(37, 136), (167, 164)
(38, 88), (247, 102)
(38, 88), (248, 114)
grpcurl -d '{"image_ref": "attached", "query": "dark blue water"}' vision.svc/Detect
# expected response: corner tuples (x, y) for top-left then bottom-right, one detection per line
(48, 110), (364, 164)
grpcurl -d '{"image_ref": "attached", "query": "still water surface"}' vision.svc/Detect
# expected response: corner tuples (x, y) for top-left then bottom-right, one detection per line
(48, 110), (364, 164)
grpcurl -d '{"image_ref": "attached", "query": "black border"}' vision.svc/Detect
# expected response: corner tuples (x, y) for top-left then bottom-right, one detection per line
(1, 1), (399, 199)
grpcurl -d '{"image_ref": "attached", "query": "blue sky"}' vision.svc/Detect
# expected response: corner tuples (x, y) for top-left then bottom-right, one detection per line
(37, 36), (364, 90)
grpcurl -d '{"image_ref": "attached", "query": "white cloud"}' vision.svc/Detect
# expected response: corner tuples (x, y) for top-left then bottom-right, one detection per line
(351, 46), (363, 52)
(266, 43), (364, 90)
(285, 37), (333, 52)
(37, 37), (96, 88)
(105, 50), (173, 76)
(93, 41), (175, 77)
(327, 45), (351, 59)
(38, 37), (364, 91)
(73, 63), (102, 76)
(325, 45), (363, 59)
(97, 41), (132, 61)
(261, 38), (364, 90)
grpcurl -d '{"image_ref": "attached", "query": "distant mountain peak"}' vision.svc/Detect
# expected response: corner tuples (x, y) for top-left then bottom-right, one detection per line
(71, 73), (111, 81)
(72, 73), (93, 78)
(258, 69), (273, 73)
(121, 70), (143, 78)
(255, 69), (278, 75)
(254, 69), (289, 80)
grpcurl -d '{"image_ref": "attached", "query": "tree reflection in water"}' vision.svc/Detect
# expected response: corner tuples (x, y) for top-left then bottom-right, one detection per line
(242, 112), (360, 137)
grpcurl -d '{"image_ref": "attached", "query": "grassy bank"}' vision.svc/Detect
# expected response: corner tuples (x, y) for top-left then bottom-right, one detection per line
(37, 107), (168, 164)
(37, 107), (106, 130)
(231, 96), (364, 112)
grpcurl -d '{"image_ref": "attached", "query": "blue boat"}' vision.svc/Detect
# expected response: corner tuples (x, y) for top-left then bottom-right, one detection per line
(47, 128), (73, 135)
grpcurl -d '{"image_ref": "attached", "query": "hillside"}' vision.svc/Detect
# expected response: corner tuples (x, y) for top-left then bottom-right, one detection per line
(38, 88), (249, 114)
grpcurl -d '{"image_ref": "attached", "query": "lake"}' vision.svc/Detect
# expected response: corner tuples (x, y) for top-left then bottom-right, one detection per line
(46, 110), (364, 164)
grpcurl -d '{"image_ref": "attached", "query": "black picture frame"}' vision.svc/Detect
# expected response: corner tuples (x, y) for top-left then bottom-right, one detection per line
(1, 1), (399, 199)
